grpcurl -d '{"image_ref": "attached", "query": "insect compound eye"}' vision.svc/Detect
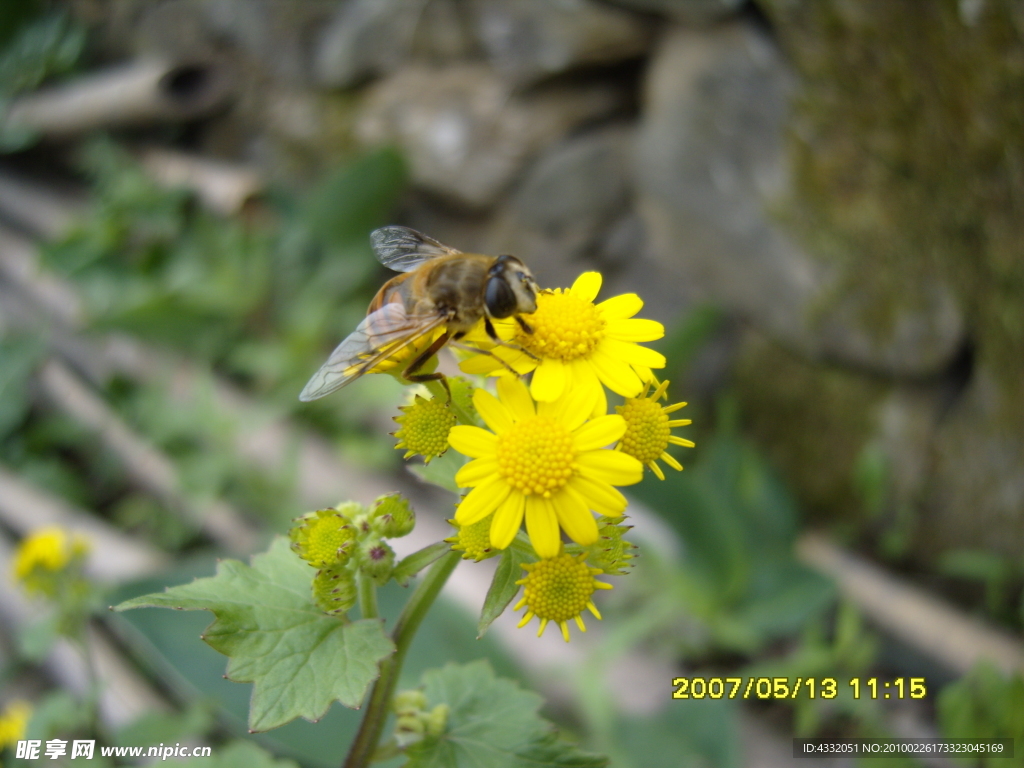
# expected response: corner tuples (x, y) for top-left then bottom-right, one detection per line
(485, 275), (518, 319)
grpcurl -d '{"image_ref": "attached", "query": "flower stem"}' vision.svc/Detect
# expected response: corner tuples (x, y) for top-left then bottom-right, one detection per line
(357, 572), (378, 620)
(342, 550), (460, 768)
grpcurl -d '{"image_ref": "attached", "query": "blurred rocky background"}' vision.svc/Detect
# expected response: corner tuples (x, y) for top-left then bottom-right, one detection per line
(62, 0), (1023, 561)
(2, 0), (1024, 765)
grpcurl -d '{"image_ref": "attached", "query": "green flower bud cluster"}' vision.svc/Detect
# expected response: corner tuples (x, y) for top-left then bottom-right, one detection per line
(392, 689), (449, 747)
(577, 515), (637, 575)
(289, 494), (417, 616)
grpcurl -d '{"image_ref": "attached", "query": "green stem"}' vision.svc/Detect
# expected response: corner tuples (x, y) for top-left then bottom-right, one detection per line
(342, 551), (460, 768)
(357, 572), (378, 620)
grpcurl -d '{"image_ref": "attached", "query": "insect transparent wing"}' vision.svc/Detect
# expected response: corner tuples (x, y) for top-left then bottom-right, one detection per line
(298, 302), (447, 401)
(370, 226), (460, 272)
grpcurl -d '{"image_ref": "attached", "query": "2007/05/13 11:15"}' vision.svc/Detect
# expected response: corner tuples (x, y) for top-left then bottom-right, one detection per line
(671, 677), (927, 700)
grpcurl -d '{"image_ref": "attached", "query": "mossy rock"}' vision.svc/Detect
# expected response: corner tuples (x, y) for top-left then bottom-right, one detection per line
(733, 333), (889, 525)
(758, 0), (1024, 426)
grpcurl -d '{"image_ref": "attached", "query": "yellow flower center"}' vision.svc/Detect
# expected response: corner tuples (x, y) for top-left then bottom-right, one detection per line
(617, 397), (670, 464)
(496, 416), (575, 496)
(519, 553), (598, 623)
(394, 396), (456, 461)
(516, 291), (606, 361)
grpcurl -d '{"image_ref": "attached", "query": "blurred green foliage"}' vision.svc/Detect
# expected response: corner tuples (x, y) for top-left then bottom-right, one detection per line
(938, 663), (1024, 768)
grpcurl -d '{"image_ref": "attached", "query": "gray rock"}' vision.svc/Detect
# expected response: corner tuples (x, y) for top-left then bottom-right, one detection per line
(470, 0), (652, 87)
(486, 126), (633, 286)
(603, 0), (745, 24)
(633, 22), (965, 377)
(313, 0), (474, 89)
(355, 64), (625, 209)
(918, 371), (1024, 558)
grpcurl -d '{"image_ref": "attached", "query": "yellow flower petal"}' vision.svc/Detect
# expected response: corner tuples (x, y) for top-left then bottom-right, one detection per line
(570, 272), (603, 302)
(472, 388), (514, 434)
(458, 353), (505, 375)
(589, 349), (644, 397)
(601, 337), (667, 369)
(448, 425), (497, 459)
(525, 496), (561, 558)
(455, 458), (500, 488)
(537, 378), (597, 433)
(555, 486), (599, 546)
(577, 449), (644, 486)
(530, 357), (567, 402)
(606, 317), (664, 342)
(570, 359), (607, 418)
(490, 490), (525, 549)
(597, 293), (642, 320)
(572, 414), (627, 452)
(455, 476), (511, 525)
(568, 475), (629, 517)
(497, 376), (536, 421)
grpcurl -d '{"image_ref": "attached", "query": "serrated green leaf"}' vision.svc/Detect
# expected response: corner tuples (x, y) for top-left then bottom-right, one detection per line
(404, 661), (606, 768)
(393, 542), (451, 587)
(477, 547), (530, 638)
(115, 537), (394, 731)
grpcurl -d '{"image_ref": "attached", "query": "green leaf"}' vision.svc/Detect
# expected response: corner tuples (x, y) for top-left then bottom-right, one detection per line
(188, 740), (300, 768)
(477, 547), (530, 638)
(114, 537), (394, 731)
(393, 542), (451, 587)
(404, 660), (606, 768)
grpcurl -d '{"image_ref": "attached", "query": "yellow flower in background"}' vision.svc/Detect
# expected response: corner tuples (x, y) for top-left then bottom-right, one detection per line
(448, 377), (643, 558)
(12, 527), (89, 595)
(0, 700), (31, 750)
(616, 379), (693, 480)
(514, 551), (612, 642)
(460, 272), (666, 414)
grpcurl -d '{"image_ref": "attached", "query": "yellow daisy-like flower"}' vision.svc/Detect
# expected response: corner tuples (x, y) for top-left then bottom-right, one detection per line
(0, 700), (31, 749)
(448, 377), (643, 558)
(514, 550), (612, 642)
(392, 395), (456, 463)
(13, 527), (89, 595)
(459, 272), (666, 413)
(616, 379), (694, 480)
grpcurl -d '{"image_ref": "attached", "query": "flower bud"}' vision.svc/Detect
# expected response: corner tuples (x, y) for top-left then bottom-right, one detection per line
(290, 508), (360, 568)
(312, 564), (356, 616)
(370, 493), (415, 539)
(355, 538), (395, 585)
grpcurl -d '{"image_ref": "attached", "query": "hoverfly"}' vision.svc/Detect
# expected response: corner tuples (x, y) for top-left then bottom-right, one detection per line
(299, 226), (540, 402)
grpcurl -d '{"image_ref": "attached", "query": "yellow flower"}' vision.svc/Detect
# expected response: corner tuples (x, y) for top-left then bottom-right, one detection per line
(0, 700), (31, 749)
(616, 379), (693, 480)
(459, 272), (665, 413)
(13, 527), (89, 595)
(392, 394), (456, 462)
(448, 377), (643, 558)
(514, 550), (612, 642)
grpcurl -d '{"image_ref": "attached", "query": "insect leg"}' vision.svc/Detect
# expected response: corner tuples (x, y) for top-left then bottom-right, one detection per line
(449, 341), (524, 377)
(515, 316), (534, 335)
(402, 330), (453, 401)
(483, 316), (540, 361)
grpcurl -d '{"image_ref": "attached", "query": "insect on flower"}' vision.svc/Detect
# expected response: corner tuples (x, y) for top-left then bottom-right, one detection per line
(299, 227), (541, 402)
